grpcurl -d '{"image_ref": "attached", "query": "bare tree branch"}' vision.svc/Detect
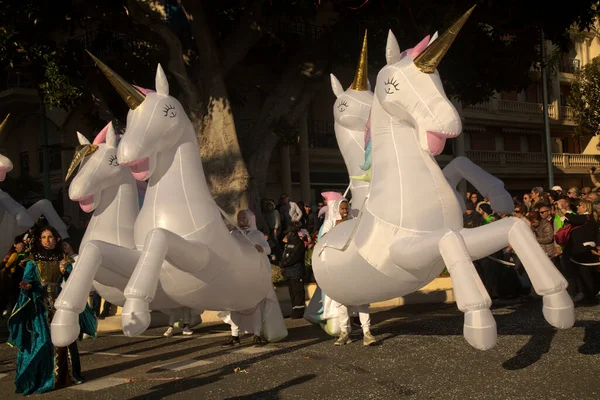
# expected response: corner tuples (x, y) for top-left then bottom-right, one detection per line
(126, 0), (201, 109)
(218, 0), (267, 76)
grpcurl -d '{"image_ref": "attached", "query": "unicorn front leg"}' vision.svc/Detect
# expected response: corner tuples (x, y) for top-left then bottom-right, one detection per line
(26, 199), (70, 239)
(122, 228), (212, 337)
(438, 231), (497, 350)
(443, 156), (514, 214)
(460, 217), (574, 329)
(52, 241), (142, 346)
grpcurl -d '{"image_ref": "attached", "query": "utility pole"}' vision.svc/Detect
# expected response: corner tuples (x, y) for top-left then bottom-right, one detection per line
(540, 28), (554, 188)
(40, 99), (51, 199)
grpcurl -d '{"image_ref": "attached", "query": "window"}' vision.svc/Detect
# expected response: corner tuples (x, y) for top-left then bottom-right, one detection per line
(38, 145), (62, 172)
(20, 152), (29, 175)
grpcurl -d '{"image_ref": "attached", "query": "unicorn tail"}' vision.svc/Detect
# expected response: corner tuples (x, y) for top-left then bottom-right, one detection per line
(350, 168), (372, 182)
(360, 141), (372, 171)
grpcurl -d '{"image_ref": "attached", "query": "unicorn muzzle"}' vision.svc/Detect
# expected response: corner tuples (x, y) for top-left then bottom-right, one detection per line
(120, 157), (151, 181)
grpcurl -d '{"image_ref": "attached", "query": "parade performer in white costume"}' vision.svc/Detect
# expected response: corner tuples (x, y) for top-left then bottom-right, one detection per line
(221, 209), (274, 346)
(304, 192), (343, 335)
(321, 198), (376, 346)
(312, 6), (575, 351)
(0, 115), (69, 256)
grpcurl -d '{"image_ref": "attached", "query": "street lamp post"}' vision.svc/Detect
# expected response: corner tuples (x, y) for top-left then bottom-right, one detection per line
(40, 99), (51, 199)
(540, 29), (555, 188)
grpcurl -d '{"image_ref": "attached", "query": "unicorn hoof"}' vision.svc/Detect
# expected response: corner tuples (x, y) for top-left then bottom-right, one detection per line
(51, 310), (81, 347)
(543, 291), (575, 329)
(121, 299), (151, 337)
(463, 309), (497, 351)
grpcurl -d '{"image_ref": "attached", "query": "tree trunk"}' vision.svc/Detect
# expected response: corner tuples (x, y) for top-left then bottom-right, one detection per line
(195, 76), (250, 215)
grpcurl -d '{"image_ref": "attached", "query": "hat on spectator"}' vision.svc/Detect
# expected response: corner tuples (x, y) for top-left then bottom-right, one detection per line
(465, 202), (475, 211)
(479, 203), (493, 215)
(551, 185), (563, 192)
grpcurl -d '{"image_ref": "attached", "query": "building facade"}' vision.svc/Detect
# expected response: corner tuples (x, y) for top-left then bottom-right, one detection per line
(260, 28), (600, 205)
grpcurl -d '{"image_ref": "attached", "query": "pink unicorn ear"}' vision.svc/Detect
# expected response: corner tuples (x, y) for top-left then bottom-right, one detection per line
(92, 122), (112, 145)
(407, 35), (431, 57)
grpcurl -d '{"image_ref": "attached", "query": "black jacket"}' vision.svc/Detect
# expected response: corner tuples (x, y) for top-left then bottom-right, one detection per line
(564, 213), (596, 259)
(280, 235), (305, 280)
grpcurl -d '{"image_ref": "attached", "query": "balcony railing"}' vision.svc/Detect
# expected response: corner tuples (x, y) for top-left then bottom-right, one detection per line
(266, 19), (325, 43)
(466, 150), (600, 169)
(308, 119), (337, 148)
(463, 100), (571, 121)
(2, 69), (36, 91)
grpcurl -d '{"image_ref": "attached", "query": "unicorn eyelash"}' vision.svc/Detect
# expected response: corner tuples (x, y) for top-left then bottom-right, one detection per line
(384, 77), (400, 94)
(163, 104), (176, 118)
(108, 154), (119, 166)
(338, 100), (349, 112)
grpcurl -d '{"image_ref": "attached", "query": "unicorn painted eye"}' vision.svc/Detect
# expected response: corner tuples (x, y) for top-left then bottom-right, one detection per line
(337, 100), (349, 112)
(108, 154), (119, 166)
(163, 104), (176, 118)
(384, 77), (400, 94)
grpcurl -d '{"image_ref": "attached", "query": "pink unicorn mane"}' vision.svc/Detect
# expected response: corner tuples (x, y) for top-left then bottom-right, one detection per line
(406, 35), (430, 57)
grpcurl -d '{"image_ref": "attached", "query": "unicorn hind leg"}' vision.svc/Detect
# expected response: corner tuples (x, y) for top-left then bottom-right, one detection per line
(122, 228), (212, 337)
(26, 199), (69, 239)
(460, 217), (574, 329)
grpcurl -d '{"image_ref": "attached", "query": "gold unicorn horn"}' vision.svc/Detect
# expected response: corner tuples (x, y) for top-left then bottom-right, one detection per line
(414, 4), (476, 73)
(86, 50), (145, 110)
(65, 144), (99, 182)
(0, 114), (10, 137)
(350, 30), (368, 91)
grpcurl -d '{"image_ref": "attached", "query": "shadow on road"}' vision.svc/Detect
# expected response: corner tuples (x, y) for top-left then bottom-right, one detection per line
(223, 375), (317, 400)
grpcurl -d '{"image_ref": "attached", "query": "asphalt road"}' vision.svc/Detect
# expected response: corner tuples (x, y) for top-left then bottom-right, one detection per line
(1, 300), (599, 399)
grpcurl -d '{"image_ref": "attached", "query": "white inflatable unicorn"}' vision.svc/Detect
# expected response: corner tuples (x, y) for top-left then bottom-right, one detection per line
(51, 122), (182, 346)
(66, 53), (287, 342)
(330, 32), (373, 213)
(312, 6), (574, 350)
(0, 114), (69, 255)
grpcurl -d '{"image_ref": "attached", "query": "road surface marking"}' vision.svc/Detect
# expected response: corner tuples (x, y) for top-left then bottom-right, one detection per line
(235, 346), (276, 355)
(69, 377), (129, 391)
(155, 359), (214, 371)
(80, 351), (140, 358)
(197, 332), (231, 339)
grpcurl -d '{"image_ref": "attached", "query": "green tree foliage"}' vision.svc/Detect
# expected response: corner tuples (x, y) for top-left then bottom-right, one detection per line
(570, 56), (600, 136)
(2, 0), (599, 110)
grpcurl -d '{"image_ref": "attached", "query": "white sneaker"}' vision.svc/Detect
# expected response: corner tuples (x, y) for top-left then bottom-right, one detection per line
(82, 333), (93, 340)
(182, 327), (193, 336)
(163, 327), (174, 337)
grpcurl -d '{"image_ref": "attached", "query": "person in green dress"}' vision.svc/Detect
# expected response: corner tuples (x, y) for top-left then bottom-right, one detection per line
(8, 226), (96, 395)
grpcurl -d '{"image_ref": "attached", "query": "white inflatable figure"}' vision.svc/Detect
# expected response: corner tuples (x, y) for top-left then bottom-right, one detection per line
(312, 6), (574, 351)
(304, 191), (343, 336)
(0, 114), (69, 255)
(330, 32), (373, 214)
(51, 122), (180, 346)
(219, 210), (287, 342)
(84, 53), (286, 341)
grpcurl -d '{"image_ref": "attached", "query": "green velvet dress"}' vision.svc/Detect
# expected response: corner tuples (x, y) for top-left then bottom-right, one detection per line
(8, 255), (97, 395)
